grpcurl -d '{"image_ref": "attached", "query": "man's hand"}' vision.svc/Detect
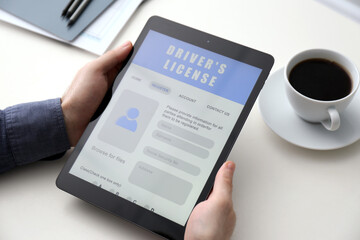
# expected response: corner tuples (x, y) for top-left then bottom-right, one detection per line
(61, 41), (132, 146)
(185, 161), (236, 240)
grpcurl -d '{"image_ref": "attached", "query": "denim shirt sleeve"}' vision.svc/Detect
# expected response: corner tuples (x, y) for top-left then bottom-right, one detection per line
(0, 98), (71, 173)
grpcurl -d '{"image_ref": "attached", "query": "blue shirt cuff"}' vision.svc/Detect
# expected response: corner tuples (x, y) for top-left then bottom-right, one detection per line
(4, 98), (71, 167)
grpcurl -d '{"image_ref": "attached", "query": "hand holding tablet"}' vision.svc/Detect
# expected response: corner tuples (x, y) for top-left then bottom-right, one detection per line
(57, 16), (274, 239)
(185, 161), (236, 240)
(61, 41), (133, 146)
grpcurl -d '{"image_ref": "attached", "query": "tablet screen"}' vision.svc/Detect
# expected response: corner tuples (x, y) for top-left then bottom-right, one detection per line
(68, 29), (262, 225)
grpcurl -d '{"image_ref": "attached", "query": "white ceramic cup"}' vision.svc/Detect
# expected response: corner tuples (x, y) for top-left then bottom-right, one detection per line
(284, 49), (359, 131)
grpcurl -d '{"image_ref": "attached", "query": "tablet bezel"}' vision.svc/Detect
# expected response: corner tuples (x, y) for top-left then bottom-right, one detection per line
(56, 16), (274, 240)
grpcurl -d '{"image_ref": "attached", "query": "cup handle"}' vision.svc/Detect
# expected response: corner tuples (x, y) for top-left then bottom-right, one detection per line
(321, 107), (340, 131)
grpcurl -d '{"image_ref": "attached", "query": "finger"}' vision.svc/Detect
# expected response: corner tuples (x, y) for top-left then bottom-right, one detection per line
(210, 161), (235, 199)
(94, 41), (132, 73)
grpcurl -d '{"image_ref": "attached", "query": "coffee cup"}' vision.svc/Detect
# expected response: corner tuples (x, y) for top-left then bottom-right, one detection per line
(284, 49), (359, 131)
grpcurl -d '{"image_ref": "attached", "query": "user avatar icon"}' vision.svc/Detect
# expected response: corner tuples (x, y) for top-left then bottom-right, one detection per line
(116, 108), (140, 132)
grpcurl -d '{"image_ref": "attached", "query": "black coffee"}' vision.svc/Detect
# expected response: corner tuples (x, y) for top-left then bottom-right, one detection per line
(289, 58), (352, 101)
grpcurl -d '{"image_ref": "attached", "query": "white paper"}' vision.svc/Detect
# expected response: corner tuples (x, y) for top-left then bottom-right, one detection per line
(0, 0), (144, 55)
(316, 0), (360, 23)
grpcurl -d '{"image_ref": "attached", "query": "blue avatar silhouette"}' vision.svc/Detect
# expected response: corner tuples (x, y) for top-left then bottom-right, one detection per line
(116, 108), (139, 132)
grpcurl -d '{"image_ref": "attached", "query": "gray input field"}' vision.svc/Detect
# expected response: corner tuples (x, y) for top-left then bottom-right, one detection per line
(158, 120), (214, 149)
(144, 146), (200, 176)
(128, 161), (193, 205)
(152, 130), (209, 159)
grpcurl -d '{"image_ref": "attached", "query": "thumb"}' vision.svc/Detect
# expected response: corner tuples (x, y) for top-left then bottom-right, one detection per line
(210, 161), (236, 200)
(94, 41), (133, 73)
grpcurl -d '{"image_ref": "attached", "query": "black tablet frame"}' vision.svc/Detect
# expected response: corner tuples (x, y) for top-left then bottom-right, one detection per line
(56, 16), (274, 240)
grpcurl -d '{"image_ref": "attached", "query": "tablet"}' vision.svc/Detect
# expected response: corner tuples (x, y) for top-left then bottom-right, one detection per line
(56, 16), (274, 239)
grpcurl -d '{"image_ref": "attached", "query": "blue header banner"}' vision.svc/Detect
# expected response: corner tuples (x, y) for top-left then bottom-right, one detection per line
(132, 30), (262, 105)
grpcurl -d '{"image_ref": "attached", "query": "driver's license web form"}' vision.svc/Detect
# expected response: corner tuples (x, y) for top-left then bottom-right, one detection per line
(69, 30), (262, 225)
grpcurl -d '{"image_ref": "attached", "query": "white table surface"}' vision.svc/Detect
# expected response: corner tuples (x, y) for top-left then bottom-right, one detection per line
(1, 0), (360, 239)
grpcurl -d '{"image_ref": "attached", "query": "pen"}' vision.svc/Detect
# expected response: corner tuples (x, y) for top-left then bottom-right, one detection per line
(61, 0), (75, 17)
(65, 0), (82, 18)
(68, 0), (92, 26)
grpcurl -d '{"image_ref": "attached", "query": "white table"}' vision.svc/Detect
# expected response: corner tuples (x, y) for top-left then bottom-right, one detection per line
(1, 0), (360, 239)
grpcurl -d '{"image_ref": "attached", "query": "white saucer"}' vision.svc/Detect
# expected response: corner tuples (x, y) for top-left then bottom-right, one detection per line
(259, 68), (360, 150)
